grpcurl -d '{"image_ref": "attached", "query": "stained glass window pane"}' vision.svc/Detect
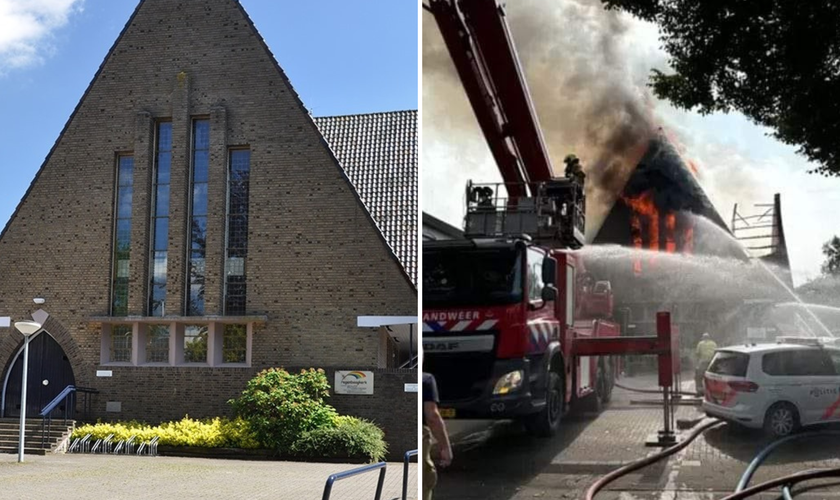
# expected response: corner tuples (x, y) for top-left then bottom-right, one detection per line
(155, 185), (170, 216)
(193, 151), (209, 183)
(225, 149), (250, 315)
(222, 324), (246, 363)
(154, 219), (169, 251)
(112, 156), (133, 316)
(117, 187), (133, 218)
(146, 325), (170, 363)
(111, 326), (132, 362)
(192, 184), (207, 215)
(184, 325), (208, 363)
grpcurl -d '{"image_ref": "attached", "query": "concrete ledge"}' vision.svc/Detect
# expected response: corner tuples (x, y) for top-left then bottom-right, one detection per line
(156, 446), (372, 464)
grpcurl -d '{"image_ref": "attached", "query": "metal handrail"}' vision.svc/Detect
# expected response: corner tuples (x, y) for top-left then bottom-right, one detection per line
(39, 385), (76, 417)
(322, 462), (387, 500)
(398, 355), (418, 369)
(401, 450), (418, 500)
(39, 385), (77, 449)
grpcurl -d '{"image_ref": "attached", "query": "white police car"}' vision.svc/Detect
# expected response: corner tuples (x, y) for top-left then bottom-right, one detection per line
(702, 337), (840, 437)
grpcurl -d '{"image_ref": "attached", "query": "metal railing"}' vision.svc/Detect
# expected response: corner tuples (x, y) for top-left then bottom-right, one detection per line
(401, 450), (418, 500)
(75, 386), (99, 421)
(321, 462), (387, 500)
(39, 384), (76, 449)
(398, 355), (418, 369)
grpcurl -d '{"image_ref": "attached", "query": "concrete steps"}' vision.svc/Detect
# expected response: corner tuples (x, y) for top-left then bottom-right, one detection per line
(0, 418), (74, 455)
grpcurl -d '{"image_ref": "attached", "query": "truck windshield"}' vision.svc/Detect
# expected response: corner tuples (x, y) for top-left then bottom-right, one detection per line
(423, 247), (523, 307)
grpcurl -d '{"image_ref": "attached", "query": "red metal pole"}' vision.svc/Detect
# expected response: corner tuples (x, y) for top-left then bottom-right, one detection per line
(656, 312), (672, 388)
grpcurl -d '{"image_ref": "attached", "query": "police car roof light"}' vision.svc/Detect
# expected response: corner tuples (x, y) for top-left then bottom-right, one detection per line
(776, 336), (822, 346)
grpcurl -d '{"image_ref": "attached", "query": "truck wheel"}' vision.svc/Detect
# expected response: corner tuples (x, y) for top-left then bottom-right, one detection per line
(528, 371), (563, 437)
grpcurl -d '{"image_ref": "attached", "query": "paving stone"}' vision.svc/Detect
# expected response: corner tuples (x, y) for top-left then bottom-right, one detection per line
(0, 453), (417, 500)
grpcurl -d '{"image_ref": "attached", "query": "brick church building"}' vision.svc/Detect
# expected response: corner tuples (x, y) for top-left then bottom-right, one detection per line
(0, 0), (417, 456)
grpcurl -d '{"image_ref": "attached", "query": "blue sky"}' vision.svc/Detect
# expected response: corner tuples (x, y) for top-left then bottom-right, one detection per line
(0, 0), (418, 237)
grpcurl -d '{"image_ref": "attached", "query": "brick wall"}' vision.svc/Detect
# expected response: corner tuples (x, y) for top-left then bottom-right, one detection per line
(0, 0), (416, 459)
(81, 366), (417, 462)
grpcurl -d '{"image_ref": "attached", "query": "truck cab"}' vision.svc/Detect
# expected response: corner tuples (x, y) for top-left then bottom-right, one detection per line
(422, 237), (568, 434)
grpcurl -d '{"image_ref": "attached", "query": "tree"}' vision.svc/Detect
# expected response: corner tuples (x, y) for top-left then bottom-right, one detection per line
(602, 1), (840, 176)
(822, 236), (840, 276)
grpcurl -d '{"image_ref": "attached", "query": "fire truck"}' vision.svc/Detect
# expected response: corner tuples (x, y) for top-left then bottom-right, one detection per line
(422, 0), (625, 436)
(423, 182), (622, 435)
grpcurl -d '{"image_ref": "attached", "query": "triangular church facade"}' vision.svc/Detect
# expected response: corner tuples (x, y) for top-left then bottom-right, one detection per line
(0, 0), (416, 456)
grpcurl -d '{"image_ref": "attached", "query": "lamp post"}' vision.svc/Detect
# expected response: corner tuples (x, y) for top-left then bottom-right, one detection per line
(14, 320), (41, 463)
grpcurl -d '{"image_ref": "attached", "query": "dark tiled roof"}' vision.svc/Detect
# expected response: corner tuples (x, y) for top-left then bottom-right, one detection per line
(315, 110), (418, 285)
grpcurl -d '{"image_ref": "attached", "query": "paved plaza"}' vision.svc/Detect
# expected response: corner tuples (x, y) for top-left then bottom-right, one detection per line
(0, 453), (417, 500)
(437, 373), (840, 499)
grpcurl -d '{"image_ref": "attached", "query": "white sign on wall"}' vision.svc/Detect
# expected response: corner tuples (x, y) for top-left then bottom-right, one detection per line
(335, 370), (374, 395)
(404, 383), (418, 393)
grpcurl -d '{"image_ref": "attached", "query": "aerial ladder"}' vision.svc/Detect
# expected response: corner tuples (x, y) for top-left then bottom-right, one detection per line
(426, 0), (586, 248)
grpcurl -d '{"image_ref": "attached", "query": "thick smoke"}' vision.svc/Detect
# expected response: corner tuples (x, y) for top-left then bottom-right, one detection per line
(423, 0), (664, 237)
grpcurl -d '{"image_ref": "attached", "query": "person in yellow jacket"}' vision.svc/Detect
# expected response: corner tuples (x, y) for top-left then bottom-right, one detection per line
(695, 333), (718, 395)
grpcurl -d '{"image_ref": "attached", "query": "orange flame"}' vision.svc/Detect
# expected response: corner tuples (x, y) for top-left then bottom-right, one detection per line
(623, 190), (659, 253)
(665, 213), (676, 253)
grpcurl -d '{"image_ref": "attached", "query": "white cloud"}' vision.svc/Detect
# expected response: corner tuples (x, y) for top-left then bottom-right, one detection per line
(0, 0), (83, 70)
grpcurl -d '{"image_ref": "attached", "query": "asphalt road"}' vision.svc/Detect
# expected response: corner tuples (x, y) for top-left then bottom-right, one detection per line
(432, 373), (840, 499)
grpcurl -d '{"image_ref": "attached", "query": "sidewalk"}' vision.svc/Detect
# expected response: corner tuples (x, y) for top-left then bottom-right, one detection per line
(0, 453), (417, 500)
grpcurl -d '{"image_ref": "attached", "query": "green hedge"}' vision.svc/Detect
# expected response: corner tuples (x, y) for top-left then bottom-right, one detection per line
(229, 367), (339, 451)
(292, 415), (387, 463)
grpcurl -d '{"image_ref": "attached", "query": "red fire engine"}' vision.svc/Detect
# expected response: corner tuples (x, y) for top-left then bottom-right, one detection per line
(424, 233), (620, 435)
(423, 0), (679, 438)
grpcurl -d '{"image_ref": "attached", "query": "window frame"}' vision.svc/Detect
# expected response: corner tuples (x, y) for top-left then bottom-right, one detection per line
(224, 147), (251, 315)
(111, 154), (134, 316)
(148, 120), (173, 317)
(186, 118), (210, 316)
(100, 320), (253, 367)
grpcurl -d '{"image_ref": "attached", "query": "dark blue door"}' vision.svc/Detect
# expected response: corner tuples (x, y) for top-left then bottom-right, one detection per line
(4, 333), (75, 418)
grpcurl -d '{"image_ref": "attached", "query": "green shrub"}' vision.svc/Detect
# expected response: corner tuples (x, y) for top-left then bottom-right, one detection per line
(229, 367), (338, 451)
(70, 416), (259, 449)
(292, 416), (387, 463)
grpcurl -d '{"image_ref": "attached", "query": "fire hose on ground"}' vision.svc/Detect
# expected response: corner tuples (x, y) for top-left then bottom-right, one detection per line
(735, 430), (840, 500)
(585, 418), (840, 499)
(584, 418), (725, 500)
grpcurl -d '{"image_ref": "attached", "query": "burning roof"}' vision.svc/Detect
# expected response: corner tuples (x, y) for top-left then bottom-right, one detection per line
(592, 134), (740, 260)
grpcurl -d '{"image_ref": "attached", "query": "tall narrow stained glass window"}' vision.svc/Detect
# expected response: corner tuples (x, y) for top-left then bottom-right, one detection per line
(188, 120), (209, 315)
(149, 122), (172, 316)
(225, 149), (250, 315)
(112, 156), (133, 316)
